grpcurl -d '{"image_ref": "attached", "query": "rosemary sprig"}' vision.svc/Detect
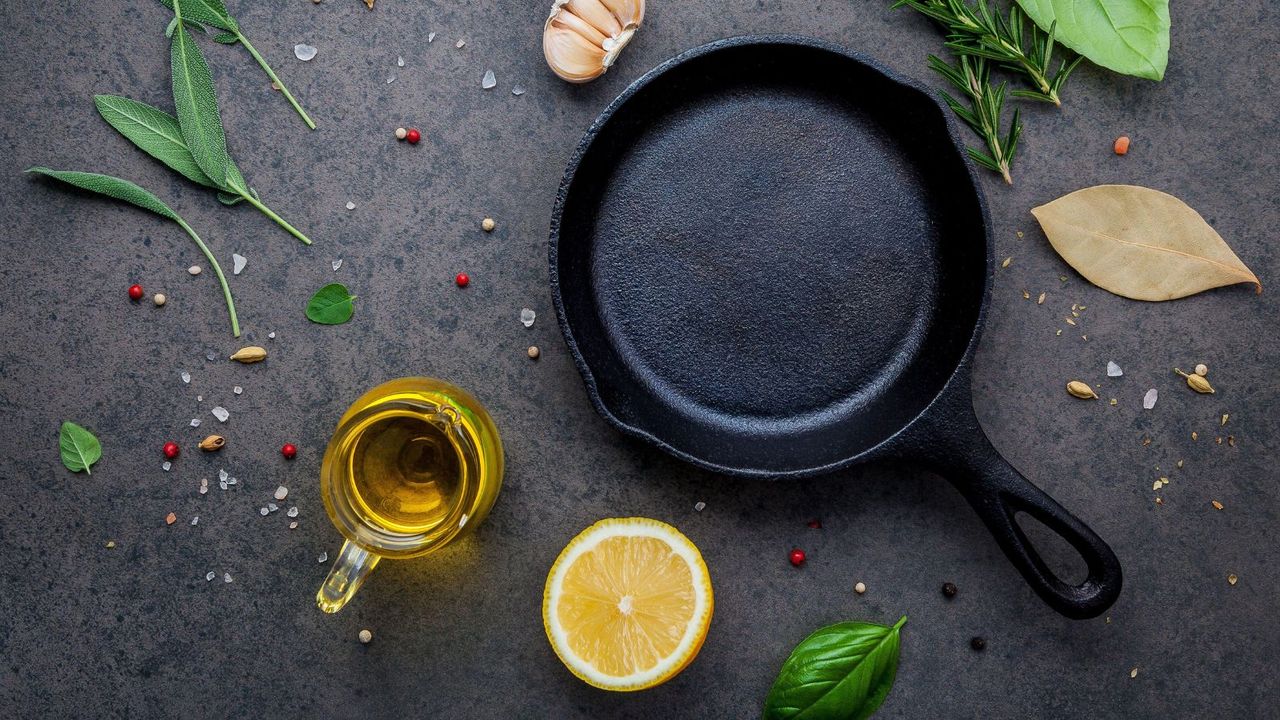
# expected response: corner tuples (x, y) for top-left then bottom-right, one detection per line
(929, 55), (1021, 184)
(894, 0), (1081, 106)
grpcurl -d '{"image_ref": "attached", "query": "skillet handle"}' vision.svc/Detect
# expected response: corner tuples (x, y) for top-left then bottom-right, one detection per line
(920, 414), (1122, 619)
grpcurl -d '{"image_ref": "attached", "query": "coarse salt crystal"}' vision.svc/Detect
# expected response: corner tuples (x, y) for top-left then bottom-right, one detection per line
(259, 507), (270, 516)
(386, 75), (396, 84)
(294, 44), (317, 61)
(181, 371), (191, 384)
(162, 461), (172, 472)
(520, 308), (536, 327)
(199, 485), (208, 495)
(219, 469), (229, 482)
(287, 506), (299, 517)
(694, 501), (706, 512)
(232, 254), (247, 275)
(211, 406), (230, 422)
(227, 477), (237, 486)
(428, 32), (436, 42)
(275, 486), (289, 500)
(455, 39), (465, 48)
(223, 573), (232, 583)
(482, 70), (496, 89)
(191, 516), (199, 526)
(219, 480), (228, 490)
(1107, 361), (1123, 377)
(512, 85), (526, 96)
(289, 521), (298, 529)
(268, 331), (276, 339)
(345, 201), (356, 211)
(206, 351), (216, 361)
(196, 395), (203, 402)
(1143, 389), (1158, 409)
(318, 552), (328, 563)
(233, 386), (243, 395)
(190, 418), (202, 427)
(332, 259), (343, 272)
(206, 571), (216, 582)
(397, 55), (405, 67)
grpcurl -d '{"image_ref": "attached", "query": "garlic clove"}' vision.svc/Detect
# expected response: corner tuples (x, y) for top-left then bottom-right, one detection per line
(543, 0), (643, 83)
(544, 21), (609, 82)
(564, 0), (623, 36)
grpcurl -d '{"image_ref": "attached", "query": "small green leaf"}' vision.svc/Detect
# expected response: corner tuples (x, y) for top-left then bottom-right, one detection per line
(170, 15), (233, 185)
(158, 0), (237, 33)
(306, 283), (357, 325)
(94, 95), (220, 190)
(763, 617), (906, 720)
(1014, 0), (1169, 81)
(213, 32), (240, 44)
(59, 421), (102, 474)
(26, 167), (179, 222)
(216, 191), (244, 205)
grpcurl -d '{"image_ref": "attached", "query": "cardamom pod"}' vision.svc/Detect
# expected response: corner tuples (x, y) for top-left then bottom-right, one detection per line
(1067, 380), (1098, 399)
(198, 435), (226, 451)
(1174, 368), (1215, 394)
(230, 346), (268, 363)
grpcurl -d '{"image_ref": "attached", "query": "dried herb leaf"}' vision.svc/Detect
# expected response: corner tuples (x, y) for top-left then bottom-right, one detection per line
(1032, 185), (1260, 301)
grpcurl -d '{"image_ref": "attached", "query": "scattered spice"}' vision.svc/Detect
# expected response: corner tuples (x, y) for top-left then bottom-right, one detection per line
(406, 128), (421, 144)
(1142, 437), (1152, 446)
(1212, 500), (1223, 510)
(941, 582), (957, 598)
(1113, 136), (1130, 155)
(1130, 667), (1138, 679)
(1021, 290), (1030, 299)
(1176, 460), (1183, 468)
(1065, 317), (1076, 326)
(1227, 573), (1238, 586)
(854, 581), (867, 595)
(188, 265), (202, 275)
(788, 548), (806, 567)
(807, 519), (822, 529)
(1143, 389), (1158, 410)
(527, 346), (540, 360)
(1195, 363), (1208, 376)
(274, 486), (289, 500)
(359, 629), (373, 644)
(481, 217), (496, 232)
(1066, 380), (1097, 399)
(394, 127), (407, 140)
(1174, 368), (1214, 394)
(198, 435), (226, 451)
(1037, 292), (1045, 304)
(1191, 431), (1198, 440)
(105, 540), (116, 549)
(970, 637), (986, 651)
(1002, 256), (1012, 268)
(1221, 413), (1229, 426)
(230, 346), (268, 363)
(455, 273), (470, 288)
(1228, 435), (1236, 447)
(165, 512), (177, 525)
(128, 283), (144, 301)
(153, 292), (167, 306)
(163, 441), (180, 459)
(1109, 398), (1117, 406)
(281, 443), (298, 459)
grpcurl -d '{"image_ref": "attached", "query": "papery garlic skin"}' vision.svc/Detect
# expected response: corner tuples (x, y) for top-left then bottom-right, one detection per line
(543, 0), (644, 83)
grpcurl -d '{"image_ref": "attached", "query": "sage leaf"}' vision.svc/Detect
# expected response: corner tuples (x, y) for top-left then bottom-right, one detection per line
(1014, 0), (1169, 81)
(160, 0), (236, 33)
(1031, 185), (1261, 301)
(170, 19), (233, 186)
(59, 421), (102, 474)
(306, 283), (357, 325)
(213, 32), (240, 45)
(94, 95), (219, 190)
(26, 167), (242, 336)
(763, 617), (906, 720)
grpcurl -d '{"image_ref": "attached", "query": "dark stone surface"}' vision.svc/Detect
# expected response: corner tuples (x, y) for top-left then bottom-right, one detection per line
(0, 1), (1276, 717)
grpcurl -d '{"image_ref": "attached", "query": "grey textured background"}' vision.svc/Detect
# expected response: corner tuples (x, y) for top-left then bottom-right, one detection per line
(1, 1), (1277, 718)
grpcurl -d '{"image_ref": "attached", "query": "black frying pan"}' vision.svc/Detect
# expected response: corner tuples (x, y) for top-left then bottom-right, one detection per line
(549, 36), (1121, 619)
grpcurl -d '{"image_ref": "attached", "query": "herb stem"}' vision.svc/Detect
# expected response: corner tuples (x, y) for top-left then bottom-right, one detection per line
(894, 615), (909, 630)
(236, 32), (316, 130)
(174, 215), (241, 337)
(239, 190), (313, 245)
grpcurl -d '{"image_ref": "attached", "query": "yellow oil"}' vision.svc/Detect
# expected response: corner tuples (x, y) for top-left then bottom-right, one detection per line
(320, 378), (504, 559)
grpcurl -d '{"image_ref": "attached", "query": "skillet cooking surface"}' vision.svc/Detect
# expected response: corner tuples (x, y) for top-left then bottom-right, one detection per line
(552, 38), (986, 476)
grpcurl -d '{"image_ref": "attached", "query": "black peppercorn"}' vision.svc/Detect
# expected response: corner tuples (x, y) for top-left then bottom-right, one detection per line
(970, 636), (986, 651)
(941, 582), (957, 598)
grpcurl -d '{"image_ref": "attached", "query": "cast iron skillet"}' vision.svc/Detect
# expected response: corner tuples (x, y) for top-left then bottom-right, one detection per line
(549, 36), (1122, 619)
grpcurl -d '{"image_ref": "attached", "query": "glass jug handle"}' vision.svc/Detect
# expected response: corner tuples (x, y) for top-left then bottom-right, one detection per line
(316, 540), (380, 614)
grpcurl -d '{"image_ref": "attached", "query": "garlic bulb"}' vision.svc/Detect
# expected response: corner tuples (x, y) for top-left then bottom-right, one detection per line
(543, 0), (645, 83)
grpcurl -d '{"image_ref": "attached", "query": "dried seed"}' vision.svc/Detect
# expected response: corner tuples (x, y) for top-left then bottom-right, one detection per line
(1227, 573), (1238, 586)
(153, 293), (167, 307)
(1174, 368), (1214, 393)
(1130, 667), (1138, 679)
(105, 540), (116, 549)
(1037, 292), (1045, 304)
(1221, 413), (1229, 426)
(1002, 256), (1012, 268)
(1067, 380), (1097, 399)
(1154, 497), (1163, 505)
(1055, 329), (1062, 336)
(1195, 363), (1208, 376)
(527, 345), (540, 360)
(1065, 317), (1076, 326)
(165, 512), (177, 525)
(1212, 500), (1223, 510)
(1152, 480), (1161, 491)
(854, 581), (867, 595)
(1142, 437), (1152, 446)
(1216, 437), (1223, 445)
(1191, 431), (1199, 441)
(1022, 290), (1030, 299)
(1227, 435), (1236, 447)
(198, 435), (226, 451)
(481, 217), (495, 232)
(230, 346), (268, 363)
(1177, 459), (1184, 468)
(359, 629), (373, 644)
(1109, 398), (1117, 406)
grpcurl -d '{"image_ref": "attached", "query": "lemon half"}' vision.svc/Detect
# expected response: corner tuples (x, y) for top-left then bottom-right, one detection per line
(543, 517), (714, 691)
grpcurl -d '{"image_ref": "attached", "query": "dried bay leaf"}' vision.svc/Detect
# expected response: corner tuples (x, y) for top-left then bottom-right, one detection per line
(1032, 185), (1260, 301)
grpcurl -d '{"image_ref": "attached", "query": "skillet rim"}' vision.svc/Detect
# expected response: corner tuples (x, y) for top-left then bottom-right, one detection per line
(548, 34), (995, 479)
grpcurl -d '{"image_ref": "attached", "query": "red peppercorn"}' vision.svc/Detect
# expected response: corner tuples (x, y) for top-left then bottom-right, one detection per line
(405, 128), (421, 144)
(128, 284), (144, 301)
(455, 273), (470, 288)
(281, 443), (297, 460)
(163, 441), (180, 460)
(807, 518), (822, 529)
(789, 548), (806, 567)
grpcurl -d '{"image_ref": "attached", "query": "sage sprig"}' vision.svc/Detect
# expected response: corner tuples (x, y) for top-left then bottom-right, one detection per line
(930, 54), (1021, 184)
(160, 0), (316, 129)
(26, 167), (241, 337)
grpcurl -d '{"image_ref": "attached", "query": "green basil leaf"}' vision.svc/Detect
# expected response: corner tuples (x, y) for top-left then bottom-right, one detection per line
(158, 0), (237, 34)
(59, 421), (102, 474)
(306, 283), (357, 325)
(94, 95), (220, 190)
(763, 617), (906, 720)
(1014, 0), (1170, 81)
(26, 167), (179, 223)
(170, 20), (234, 185)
